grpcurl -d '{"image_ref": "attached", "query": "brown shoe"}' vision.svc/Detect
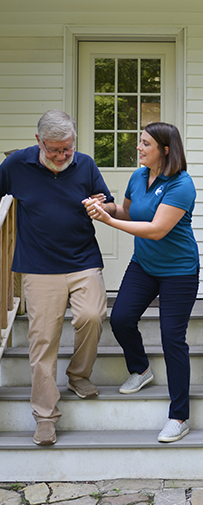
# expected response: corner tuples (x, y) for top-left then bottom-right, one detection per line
(33, 421), (57, 445)
(68, 378), (98, 399)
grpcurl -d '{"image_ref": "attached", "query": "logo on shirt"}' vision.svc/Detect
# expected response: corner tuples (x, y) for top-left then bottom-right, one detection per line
(155, 185), (164, 196)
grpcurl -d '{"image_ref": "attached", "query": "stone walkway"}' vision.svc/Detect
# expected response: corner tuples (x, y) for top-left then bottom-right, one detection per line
(0, 479), (202, 505)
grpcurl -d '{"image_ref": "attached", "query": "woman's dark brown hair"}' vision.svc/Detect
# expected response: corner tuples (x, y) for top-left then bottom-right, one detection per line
(145, 122), (187, 176)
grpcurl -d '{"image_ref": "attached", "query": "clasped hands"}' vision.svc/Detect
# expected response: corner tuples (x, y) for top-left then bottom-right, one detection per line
(82, 193), (110, 223)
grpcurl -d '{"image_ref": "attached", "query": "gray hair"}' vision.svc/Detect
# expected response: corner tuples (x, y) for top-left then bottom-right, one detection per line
(37, 110), (77, 142)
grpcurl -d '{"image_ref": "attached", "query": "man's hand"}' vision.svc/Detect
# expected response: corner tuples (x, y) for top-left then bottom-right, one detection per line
(90, 193), (106, 203)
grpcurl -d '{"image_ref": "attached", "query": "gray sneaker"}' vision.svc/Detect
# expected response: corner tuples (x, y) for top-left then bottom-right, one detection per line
(119, 367), (153, 394)
(158, 419), (189, 443)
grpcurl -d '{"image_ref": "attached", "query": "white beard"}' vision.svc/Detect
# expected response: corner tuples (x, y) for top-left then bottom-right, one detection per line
(40, 150), (74, 172)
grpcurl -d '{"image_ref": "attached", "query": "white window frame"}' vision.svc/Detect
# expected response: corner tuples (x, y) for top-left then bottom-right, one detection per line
(92, 53), (164, 170)
(63, 25), (186, 148)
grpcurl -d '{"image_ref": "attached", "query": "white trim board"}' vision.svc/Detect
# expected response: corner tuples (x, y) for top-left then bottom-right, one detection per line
(64, 24), (186, 143)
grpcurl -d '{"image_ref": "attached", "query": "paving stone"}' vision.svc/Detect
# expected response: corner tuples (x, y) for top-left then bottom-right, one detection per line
(23, 483), (50, 504)
(0, 484), (27, 491)
(99, 501), (148, 504)
(165, 479), (203, 488)
(154, 488), (185, 505)
(97, 479), (162, 494)
(49, 483), (99, 502)
(191, 488), (203, 505)
(99, 493), (152, 504)
(48, 498), (97, 505)
(0, 488), (21, 505)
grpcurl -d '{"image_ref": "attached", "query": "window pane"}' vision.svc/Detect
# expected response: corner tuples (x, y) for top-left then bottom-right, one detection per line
(118, 96), (137, 130)
(95, 96), (114, 130)
(117, 133), (137, 167)
(95, 59), (115, 93)
(141, 59), (161, 93)
(141, 97), (160, 129)
(93, 56), (162, 168)
(94, 133), (114, 167)
(118, 59), (138, 92)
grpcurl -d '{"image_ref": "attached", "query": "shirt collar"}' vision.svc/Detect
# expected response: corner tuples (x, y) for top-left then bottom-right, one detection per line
(141, 166), (169, 181)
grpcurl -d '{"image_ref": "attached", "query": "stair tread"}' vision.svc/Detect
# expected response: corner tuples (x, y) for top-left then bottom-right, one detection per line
(3, 344), (203, 357)
(1, 384), (203, 400)
(14, 298), (203, 320)
(0, 428), (203, 449)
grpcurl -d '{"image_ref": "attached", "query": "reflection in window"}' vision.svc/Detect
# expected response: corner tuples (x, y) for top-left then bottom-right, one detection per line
(118, 59), (138, 93)
(95, 59), (115, 93)
(117, 133), (137, 168)
(141, 97), (160, 129)
(94, 57), (161, 168)
(118, 97), (137, 130)
(95, 96), (114, 130)
(94, 133), (114, 167)
(141, 59), (161, 93)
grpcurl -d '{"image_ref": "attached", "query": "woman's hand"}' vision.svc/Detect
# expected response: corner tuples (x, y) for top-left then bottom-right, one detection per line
(91, 203), (112, 224)
(82, 197), (102, 219)
(82, 197), (112, 224)
(82, 194), (106, 218)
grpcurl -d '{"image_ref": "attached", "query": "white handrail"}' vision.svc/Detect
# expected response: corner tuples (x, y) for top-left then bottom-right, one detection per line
(0, 195), (13, 230)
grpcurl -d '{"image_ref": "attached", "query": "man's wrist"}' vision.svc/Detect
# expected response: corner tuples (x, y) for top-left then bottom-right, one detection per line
(102, 202), (117, 217)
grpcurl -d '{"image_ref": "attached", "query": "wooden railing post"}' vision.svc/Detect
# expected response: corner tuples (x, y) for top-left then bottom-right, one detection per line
(2, 211), (9, 330)
(0, 229), (2, 345)
(7, 200), (15, 347)
(0, 149), (22, 357)
(13, 200), (25, 315)
(8, 200), (15, 311)
(0, 196), (20, 358)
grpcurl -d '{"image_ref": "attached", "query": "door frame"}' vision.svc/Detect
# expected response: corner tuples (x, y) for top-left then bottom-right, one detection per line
(63, 25), (186, 146)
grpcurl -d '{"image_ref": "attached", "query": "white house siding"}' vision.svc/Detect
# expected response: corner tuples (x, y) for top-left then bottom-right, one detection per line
(0, 37), (64, 156)
(0, 0), (203, 294)
(186, 25), (203, 295)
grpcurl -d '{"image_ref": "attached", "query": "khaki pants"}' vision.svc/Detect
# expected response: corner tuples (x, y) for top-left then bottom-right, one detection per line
(23, 268), (107, 423)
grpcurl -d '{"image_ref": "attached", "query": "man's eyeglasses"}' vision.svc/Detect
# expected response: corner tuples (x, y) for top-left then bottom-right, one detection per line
(43, 141), (75, 155)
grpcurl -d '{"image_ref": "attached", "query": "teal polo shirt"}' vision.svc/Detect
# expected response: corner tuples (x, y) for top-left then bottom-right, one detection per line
(125, 167), (199, 277)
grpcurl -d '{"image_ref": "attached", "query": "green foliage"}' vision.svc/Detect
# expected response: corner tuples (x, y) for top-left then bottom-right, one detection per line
(118, 59), (138, 92)
(10, 483), (23, 491)
(95, 59), (115, 93)
(113, 487), (121, 493)
(94, 132), (114, 167)
(142, 491), (155, 505)
(95, 96), (114, 130)
(91, 490), (102, 498)
(141, 59), (161, 93)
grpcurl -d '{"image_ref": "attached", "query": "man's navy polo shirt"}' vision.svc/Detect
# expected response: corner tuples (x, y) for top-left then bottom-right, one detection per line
(0, 145), (114, 274)
(125, 166), (199, 277)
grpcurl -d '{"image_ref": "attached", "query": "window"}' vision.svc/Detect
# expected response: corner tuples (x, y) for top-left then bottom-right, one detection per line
(94, 58), (161, 168)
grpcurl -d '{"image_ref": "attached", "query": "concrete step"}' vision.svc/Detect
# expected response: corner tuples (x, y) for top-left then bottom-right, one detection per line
(12, 309), (114, 347)
(0, 385), (203, 432)
(2, 345), (203, 387)
(2, 297), (203, 484)
(12, 298), (203, 348)
(0, 428), (203, 481)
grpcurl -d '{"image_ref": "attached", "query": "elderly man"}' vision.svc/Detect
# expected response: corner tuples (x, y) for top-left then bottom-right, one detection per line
(0, 110), (116, 445)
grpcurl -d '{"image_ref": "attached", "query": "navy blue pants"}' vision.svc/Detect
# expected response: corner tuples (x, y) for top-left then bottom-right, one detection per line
(110, 261), (199, 421)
